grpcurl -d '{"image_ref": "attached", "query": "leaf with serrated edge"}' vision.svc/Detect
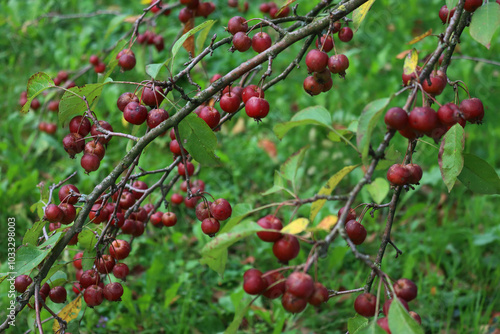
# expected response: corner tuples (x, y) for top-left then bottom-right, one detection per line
(310, 165), (359, 222)
(388, 298), (424, 333)
(23, 219), (46, 246)
(53, 295), (82, 333)
(458, 154), (500, 194)
(59, 83), (109, 126)
(21, 72), (55, 113)
(281, 218), (309, 235)
(470, 3), (500, 49)
(439, 124), (465, 192)
(348, 314), (369, 333)
(352, 0), (376, 32)
(357, 319), (388, 334)
(178, 113), (221, 166)
(357, 98), (392, 165)
(403, 49), (418, 75)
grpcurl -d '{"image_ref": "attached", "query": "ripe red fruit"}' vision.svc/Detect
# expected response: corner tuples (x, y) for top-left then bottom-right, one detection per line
(464, 0), (482, 12)
(243, 274), (268, 295)
(460, 98), (484, 124)
(118, 49), (136, 71)
(409, 311), (422, 325)
(113, 263), (130, 280)
(30, 98), (41, 110)
(232, 31), (252, 52)
(109, 239), (131, 260)
(377, 317), (391, 333)
(345, 220), (367, 245)
(382, 297), (409, 316)
(227, 16), (248, 35)
(220, 92), (241, 113)
(338, 206), (356, 221)
(73, 252), (84, 270)
(141, 85), (165, 107)
(48, 100), (59, 112)
(422, 75), (447, 97)
(398, 126), (418, 140)
(243, 268), (262, 281)
(393, 278), (418, 302)
(178, 7), (194, 23)
(84, 285), (104, 307)
(95, 255), (116, 274)
(316, 34), (334, 52)
(384, 107), (409, 130)
(131, 180), (148, 200)
(49, 222), (61, 231)
(123, 102), (148, 125)
(90, 120), (113, 144)
(338, 27), (353, 42)
(80, 270), (100, 289)
(354, 292), (377, 317)
(262, 271), (286, 299)
(162, 212), (177, 227)
(210, 198), (232, 221)
(408, 106), (439, 133)
(49, 286), (67, 303)
(281, 291), (307, 313)
(406, 164), (423, 185)
(103, 282), (124, 301)
(150, 211), (163, 228)
(171, 193), (184, 205)
(285, 272), (314, 299)
(273, 235), (300, 263)
(89, 55), (99, 65)
(245, 96), (270, 120)
(94, 62), (106, 73)
(328, 54), (349, 74)
(44, 204), (64, 223)
(69, 116), (91, 136)
(437, 103), (461, 126)
(251, 32), (272, 53)
(198, 106), (221, 128)
(439, 5), (456, 24)
(184, 196), (200, 208)
(178, 161), (195, 176)
(59, 184), (80, 205)
(117, 92), (139, 112)
(147, 108), (169, 129)
(84, 140), (106, 160)
(195, 201), (212, 221)
(89, 204), (110, 224)
(256, 215), (283, 242)
(59, 203), (77, 225)
(242, 85), (264, 103)
(201, 218), (220, 236)
(387, 164), (411, 186)
(303, 76), (323, 96)
(81, 153), (100, 173)
(63, 133), (85, 158)
(14, 275), (33, 293)
(72, 282), (83, 295)
(308, 282), (329, 306)
(305, 49), (329, 73)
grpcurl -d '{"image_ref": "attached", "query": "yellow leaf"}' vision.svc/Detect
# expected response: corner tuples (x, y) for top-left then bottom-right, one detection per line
(403, 48), (419, 75)
(53, 295), (82, 332)
(141, 0), (150, 4)
(407, 29), (432, 45)
(309, 165), (359, 222)
(316, 215), (338, 231)
(281, 218), (309, 235)
(278, 0), (296, 15)
(352, 0), (376, 32)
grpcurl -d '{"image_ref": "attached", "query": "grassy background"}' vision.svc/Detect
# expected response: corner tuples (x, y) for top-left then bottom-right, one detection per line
(0, 0), (499, 333)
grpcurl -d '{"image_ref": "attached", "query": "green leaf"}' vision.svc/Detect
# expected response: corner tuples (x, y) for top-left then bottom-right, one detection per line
(146, 58), (171, 79)
(21, 72), (55, 113)
(200, 221), (264, 276)
(77, 229), (99, 250)
(388, 298), (425, 333)
(357, 98), (392, 164)
(172, 20), (216, 58)
(164, 282), (182, 308)
(309, 165), (359, 222)
(15, 244), (50, 274)
(29, 200), (45, 221)
(438, 124), (465, 192)
(59, 83), (109, 125)
(328, 129), (353, 142)
(470, 3), (500, 49)
(225, 293), (251, 334)
(46, 271), (68, 288)
(273, 106), (332, 140)
(42, 263), (66, 286)
(348, 314), (369, 333)
(219, 203), (253, 234)
(82, 248), (97, 271)
(261, 170), (288, 196)
(352, 0), (376, 32)
(22, 219), (46, 246)
(178, 113), (221, 166)
(458, 154), (500, 194)
(366, 177), (390, 204)
(281, 146), (309, 192)
(357, 319), (388, 334)
(195, 20), (216, 55)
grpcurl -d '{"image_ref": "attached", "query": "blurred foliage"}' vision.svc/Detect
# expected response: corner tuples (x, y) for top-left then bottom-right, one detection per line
(0, 0), (499, 333)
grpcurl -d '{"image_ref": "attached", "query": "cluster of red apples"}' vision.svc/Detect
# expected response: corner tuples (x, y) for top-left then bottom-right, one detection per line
(354, 278), (421, 331)
(303, 21), (353, 96)
(439, 0), (497, 24)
